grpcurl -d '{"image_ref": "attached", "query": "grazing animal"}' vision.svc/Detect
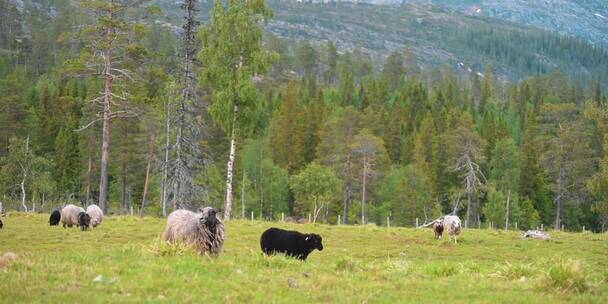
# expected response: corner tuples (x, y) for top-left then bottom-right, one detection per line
(61, 204), (85, 228)
(0, 219), (3, 229)
(260, 227), (323, 261)
(86, 204), (103, 228)
(78, 212), (91, 231)
(163, 207), (226, 255)
(49, 210), (61, 226)
(433, 221), (444, 239)
(443, 215), (462, 244)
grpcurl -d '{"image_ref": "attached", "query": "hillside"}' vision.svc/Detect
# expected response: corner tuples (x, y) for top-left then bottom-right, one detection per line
(1, 213), (607, 302)
(156, 0), (608, 83)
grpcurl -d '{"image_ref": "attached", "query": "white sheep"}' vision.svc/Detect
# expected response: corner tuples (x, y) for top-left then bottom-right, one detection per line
(86, 204), (103, 228)
(61, 204), (85, 228)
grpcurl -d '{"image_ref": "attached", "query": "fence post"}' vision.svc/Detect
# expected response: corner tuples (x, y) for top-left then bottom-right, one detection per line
(130, 206), (133, 216)
(415, 218), (419, 228)
(251, 211), (254, 222)
(582, 225), (585, 233)
(281, 212), (284, 222)
(541, 224), (544, 231)
(515, 222), (518, 230)
(561, 224), (564, 231)
(338, 215), (341, 225)
(387, 216), (390, 228)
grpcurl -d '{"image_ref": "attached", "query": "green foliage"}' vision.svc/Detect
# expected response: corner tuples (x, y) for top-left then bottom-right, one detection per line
(290, 162), (341, 222)
(483, 187), (506, 228)
(200, 0), (276, 134)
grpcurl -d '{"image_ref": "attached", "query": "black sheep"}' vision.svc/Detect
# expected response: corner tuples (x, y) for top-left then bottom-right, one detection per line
(0, 219), (3, 229)
(49, 210), (61, 226)
(260, 227), (323, 261)
(78, 212), (91, 231)
(433, 221), (444, 240)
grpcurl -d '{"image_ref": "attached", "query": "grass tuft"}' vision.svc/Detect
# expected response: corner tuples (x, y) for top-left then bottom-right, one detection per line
(544, 259), (589, 293)
(147, 237), (194, 257)
(423, 262), (460, 277)
(493, 261), (536, 280)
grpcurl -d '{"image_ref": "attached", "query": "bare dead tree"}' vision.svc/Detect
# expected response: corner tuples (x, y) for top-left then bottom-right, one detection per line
(453, 153), (486, 228)
(171, 0), (205, 211)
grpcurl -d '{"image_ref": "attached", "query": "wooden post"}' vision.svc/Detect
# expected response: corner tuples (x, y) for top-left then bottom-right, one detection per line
(478, 221), (481, 229)
(541, 224), (544, 231)
(387, 216), (390, 228)
(515, 222), (518, 230)
(130, 205), (133, 216)
(415, 218), (419, 228)
(561, 224), (564, 231)
(582, 225), (585, 233)
(308, 213), (311, 223)
(251, 211), (254, 222)
(338, 215), (341, 225)
(281, 212), (284, 222)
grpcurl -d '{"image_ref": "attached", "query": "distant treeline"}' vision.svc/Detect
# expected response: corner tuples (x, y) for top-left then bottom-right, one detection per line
(0, 0), (607, 232)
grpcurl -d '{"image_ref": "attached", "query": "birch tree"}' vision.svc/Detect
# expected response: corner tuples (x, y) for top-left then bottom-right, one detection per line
(200, 0), (275, 220)
(291, 162), (341, 223)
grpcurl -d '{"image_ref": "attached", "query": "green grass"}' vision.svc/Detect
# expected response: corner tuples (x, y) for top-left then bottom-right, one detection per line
(1, 212), (607, 303)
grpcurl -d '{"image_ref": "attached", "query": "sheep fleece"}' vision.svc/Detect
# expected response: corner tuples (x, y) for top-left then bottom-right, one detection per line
(61, 204), (85, 227)
(163, 210), (226, 255)
(86, 205), (103, 227)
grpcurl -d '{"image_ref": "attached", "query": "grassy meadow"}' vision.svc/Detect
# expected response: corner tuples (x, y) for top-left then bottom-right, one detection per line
(0, 212), (607, 303)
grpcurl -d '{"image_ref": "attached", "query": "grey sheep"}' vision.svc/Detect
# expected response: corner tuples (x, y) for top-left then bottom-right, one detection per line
(163, 207), (226, 256)
(61, 204), (85, 228)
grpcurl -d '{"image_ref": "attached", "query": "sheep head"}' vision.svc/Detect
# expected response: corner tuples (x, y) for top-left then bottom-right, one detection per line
(305, 234), (323, 251)
(198, 207), (219, 230)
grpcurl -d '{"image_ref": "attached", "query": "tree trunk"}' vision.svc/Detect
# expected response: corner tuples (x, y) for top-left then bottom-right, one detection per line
(20, 173), (27, 212)
(241, 171), (246, 218)
(224, 104), (238, 220)
(140, 135), (155, 217)
(361, 156), (367, 225)
(121, 164), (127, 211)
(505, 189), (511, 230)
(161, 100), (171, 217)
(465, 189), (472, 228)
(99, 46), (112, 213)
(86, 156), (92, 205)
(342, 189), (349, 225)
(20, 136), (29, 212)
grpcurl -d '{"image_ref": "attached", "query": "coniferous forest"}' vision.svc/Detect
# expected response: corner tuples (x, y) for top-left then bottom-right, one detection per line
(2, 0), (608, 233)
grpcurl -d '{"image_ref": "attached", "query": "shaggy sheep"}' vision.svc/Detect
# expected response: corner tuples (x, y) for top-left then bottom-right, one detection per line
(163, 207), (226, 256)
(260, 227), (323, 261)
(78, 212), (91, 231)
(49, 210), (61, 226)
(86, 205), (103, 228)
(433, 221), (444, 240)
(61, 204), (85, 228)
(443, 215), (462, 244)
